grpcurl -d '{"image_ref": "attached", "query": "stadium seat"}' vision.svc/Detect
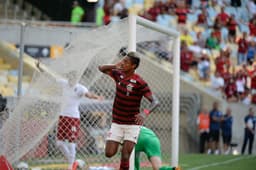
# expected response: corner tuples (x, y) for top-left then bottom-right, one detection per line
(201, 28), (212, 40)
(7, 82), (17, 89)
(7, 75), (31, 83)
(188, 68), (200, 81)
(237, 7), (250, 22)
(0, 85), (14, 97)
(238, 23), (250, 35)
(7, 75), (18, 83)
(226, 43), (238, 59)
(0, 58), (4, 64)
(199, 79), (211, 87)
(129, 4), (143, 15)
(211, 50), (220, 59)
(187, 13), (198, 24)
(8, 69), (18, 76)
(22, 75), (31, 82)
(221, 27), (229, 43)
(0, 64), (11, 70)
(189, 30), (197, 42)
(144, 0), (154, 10)
(0, 70), (8, 76)
(169, 16), (177, 28)
(144, 50), (158, 61)
(225, 6), (236, 16)
(191, 0), (201, 8)
(0, 76), (8, 84)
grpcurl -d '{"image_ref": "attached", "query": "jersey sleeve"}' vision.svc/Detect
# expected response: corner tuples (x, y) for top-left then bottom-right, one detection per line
(139, 79), (152, 98)
(57, 78), (68, 87)
(76, 84), (89, 97)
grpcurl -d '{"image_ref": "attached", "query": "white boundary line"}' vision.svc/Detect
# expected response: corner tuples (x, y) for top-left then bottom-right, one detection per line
(188, 155), (256, 170)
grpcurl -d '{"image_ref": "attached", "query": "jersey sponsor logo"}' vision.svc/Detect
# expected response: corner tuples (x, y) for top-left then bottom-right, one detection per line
(71, 126), (77, 132)
(130, 79), (136, 83)
(126, 83), (133, 96)
(126, 83), (133, 91)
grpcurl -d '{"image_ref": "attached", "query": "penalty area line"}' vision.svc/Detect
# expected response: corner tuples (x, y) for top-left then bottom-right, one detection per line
(187, 155), (256, 170)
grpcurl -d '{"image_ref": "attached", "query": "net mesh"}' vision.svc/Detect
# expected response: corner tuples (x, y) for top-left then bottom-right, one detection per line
(0, 18), (200, 169)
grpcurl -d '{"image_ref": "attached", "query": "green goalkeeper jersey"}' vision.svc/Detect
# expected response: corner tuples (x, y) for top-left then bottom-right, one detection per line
(135, 126), (161, 170)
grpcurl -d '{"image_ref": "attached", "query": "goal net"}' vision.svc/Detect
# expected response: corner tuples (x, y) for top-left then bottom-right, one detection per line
(0, 17), (197, 169)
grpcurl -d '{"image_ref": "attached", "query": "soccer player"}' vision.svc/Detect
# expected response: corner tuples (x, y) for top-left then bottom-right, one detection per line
(135, 126), (162, 170)
(36, 61), (103, 170)
(98, 51), (159, 170)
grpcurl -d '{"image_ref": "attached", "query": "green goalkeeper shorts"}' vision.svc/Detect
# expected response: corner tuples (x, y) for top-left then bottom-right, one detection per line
(135, 136), (161, 159)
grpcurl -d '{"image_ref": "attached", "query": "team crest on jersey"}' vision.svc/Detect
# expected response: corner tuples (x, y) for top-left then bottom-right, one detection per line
(126, 83), (133, 92)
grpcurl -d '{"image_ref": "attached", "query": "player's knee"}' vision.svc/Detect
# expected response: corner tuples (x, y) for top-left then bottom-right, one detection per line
(105, 150), (115, 158)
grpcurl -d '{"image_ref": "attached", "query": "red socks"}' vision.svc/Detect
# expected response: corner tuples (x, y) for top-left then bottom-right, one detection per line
(120, 160), (129, 170)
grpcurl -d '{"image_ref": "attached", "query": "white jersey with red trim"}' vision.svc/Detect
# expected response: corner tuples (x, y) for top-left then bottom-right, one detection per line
(59, 79), (88, 119)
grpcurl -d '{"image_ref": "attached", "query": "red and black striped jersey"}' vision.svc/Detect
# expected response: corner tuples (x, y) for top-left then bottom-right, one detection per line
(109, 70), (152, 125)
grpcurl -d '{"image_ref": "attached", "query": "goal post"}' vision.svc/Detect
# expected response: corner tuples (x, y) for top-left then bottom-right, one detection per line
(129, 15), (181, 169)
(0, 16), (181, 170)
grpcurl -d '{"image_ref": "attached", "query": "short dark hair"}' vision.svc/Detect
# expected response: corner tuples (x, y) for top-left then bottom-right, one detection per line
(127, 52), (140, 69)
(118, 47), (128, 57)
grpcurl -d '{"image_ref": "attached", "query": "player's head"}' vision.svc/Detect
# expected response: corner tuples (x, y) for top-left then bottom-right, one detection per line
(126, 52), (140, 69)
(65, 70), (77, 86)
(118, 47), (128, 58)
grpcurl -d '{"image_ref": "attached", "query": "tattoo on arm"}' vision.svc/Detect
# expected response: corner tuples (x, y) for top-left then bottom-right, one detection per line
(147, 95), (160, 114)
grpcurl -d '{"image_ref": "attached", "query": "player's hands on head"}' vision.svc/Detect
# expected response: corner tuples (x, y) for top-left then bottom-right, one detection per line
(115, 61), (123, 70)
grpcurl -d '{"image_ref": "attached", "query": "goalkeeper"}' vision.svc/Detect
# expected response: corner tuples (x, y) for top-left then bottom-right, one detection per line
(135, 126), (162, 170)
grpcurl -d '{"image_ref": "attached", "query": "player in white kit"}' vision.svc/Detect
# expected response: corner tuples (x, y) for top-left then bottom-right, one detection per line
(36, 61), (103, 170)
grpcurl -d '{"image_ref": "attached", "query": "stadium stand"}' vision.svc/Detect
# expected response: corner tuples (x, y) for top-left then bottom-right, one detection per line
(0, 41), (34, 96)
(0, 0), (49, 20)
(0, 0), (256, 158)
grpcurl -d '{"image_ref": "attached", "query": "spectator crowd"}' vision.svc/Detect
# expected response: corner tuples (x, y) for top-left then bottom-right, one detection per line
(95, 0), (256, 105)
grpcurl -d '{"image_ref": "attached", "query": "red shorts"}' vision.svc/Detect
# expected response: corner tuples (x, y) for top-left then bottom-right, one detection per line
(57, 116), (80, 143)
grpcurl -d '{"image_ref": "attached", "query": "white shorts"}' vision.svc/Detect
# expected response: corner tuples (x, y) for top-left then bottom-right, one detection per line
(106, 123), (141, 144)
